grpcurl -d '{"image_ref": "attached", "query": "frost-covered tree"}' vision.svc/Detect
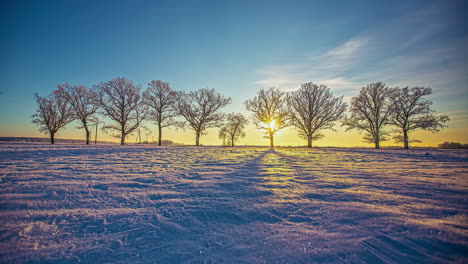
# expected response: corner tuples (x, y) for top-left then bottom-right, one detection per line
(389, 86), (449, 149)
(95, 77), (147, 145)
(218, 113), (248, 147)
(244, 87), (289, 148)
(175, 88), (231, 146)
(56, 82), (99, 144)
(342, 82), (393, 149)
(32, 92), (75, 144)
(142, 80), (179, 146)
(288, 82), (347, 147)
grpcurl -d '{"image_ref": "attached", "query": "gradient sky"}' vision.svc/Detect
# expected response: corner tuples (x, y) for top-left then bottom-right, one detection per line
(1, 0), (467, 146)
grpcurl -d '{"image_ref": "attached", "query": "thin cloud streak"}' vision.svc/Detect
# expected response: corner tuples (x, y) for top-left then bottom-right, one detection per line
(255, 3), (468, 103)
(255, 35), (369, 91)
(323, 37), (369, 60)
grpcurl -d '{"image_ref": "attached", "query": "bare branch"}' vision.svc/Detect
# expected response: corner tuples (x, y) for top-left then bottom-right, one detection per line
(288, 82), (347, 147)
(55, 82), (99, 144)
(31, 92), (75, 144)
(244, 87), (289, 148)
(218, 113), (248, 147)
(95, 77), (148, 145)
(174, 88), (231, 146)
(342, 82), (393, 149)
(389, 86), (449, 148)
(142, 80), (179, 146)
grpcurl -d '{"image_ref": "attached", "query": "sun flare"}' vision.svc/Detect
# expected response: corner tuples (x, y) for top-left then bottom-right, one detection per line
(268, 120), (277, 129)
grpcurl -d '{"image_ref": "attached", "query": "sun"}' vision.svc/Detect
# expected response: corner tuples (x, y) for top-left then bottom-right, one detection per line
(268, 119), (277, 129)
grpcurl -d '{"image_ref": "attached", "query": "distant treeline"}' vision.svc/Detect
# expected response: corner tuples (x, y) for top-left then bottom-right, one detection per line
(0, 137), (181, 145)
(135, 139), (180, 145)
(438, 142), (468, 149)
(0, 137), (103, 144)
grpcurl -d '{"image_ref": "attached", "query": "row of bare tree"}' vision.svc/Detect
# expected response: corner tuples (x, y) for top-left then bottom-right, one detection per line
(32, 77), (231, 146)
(247, 82), (448, 149)
(32, 78), (448, 149)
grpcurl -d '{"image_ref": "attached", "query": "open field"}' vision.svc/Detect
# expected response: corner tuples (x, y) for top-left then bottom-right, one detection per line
(0, 143), (467, 263)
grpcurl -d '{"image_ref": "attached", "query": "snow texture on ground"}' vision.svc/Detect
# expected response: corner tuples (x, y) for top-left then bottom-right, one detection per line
(0, 143), (467, 263)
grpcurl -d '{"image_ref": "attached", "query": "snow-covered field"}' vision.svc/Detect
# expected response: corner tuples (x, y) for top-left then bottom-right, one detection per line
(0, 143), (467, 263)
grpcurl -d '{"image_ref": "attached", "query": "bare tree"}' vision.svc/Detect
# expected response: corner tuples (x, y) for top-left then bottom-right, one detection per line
(288, 82), (347, 147)
(55, 82), (99, 144)
(95, 77), (147, 145)
(32, 92), (75, 144)
(175, 88), (231, 146)
(218, 113), (248, 147)
(219, 127), (228, 146)
(244, 87), (289, 148)
(389, 86), (449, 149)
(142, 80), (179, 146)
(342, 82), (393, 149)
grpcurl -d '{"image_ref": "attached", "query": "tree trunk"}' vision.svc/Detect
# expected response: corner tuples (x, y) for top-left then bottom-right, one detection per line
(195, 133), (200, 146)
(120, 127), (125, 145)
(85, 126), (90, 145)
(50, 132), (55, 144)
(231, 135), (235, 147)
(375, 138), (380, 149)
(307, 135), (312, 148)
(403, 129), (409, 149)
(158, 123), (162, 146)
(269, 130), (274, 149)
(94, 118), (99, 144)
(94, 122), (98, 144)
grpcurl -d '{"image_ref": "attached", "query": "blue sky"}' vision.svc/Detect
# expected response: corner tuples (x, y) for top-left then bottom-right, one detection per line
(1, 0), (467, 145)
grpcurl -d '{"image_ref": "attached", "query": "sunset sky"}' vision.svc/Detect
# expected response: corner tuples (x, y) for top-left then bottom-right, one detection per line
(1, 0), (467, 147)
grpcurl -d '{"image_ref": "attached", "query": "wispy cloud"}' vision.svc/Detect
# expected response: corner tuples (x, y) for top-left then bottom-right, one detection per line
(444, 109), (468, 123)
(400, 23), (444, 50)
(356, 37), (468, 94)
(323, 37), (369, 59)
(255, 35), (369, 91)
(255, 3), (468, 103)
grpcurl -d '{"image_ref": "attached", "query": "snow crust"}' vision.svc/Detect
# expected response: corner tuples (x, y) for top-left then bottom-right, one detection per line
(0, 143), (467, 263)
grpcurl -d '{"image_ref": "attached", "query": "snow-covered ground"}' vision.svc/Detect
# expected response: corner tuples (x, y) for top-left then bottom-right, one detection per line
(0, 143), (467, 263)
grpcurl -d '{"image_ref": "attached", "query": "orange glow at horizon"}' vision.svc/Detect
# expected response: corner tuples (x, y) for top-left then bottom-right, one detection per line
(1, 116), (467, 147)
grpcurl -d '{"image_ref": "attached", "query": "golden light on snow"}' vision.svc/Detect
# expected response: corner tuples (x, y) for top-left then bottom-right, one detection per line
(1, 144), (467, 262)
(258, 150), (307, 204)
